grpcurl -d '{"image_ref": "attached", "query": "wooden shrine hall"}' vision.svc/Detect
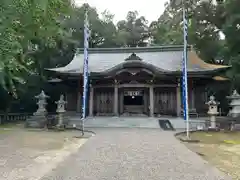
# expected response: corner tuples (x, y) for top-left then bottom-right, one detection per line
(47, 45), (230, 117)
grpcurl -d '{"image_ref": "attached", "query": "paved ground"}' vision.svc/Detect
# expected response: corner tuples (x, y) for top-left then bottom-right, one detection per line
(41, 128), (231, 180)
(0, 127), (88, 180)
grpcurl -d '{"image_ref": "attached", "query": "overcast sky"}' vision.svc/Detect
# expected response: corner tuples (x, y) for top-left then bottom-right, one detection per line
(74, 0), (169, 24)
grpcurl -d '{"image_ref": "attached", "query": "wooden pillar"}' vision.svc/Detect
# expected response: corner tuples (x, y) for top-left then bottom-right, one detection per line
(114, 81), (119, 116)
(120, 90), (124, 115)
(144, 89), (148, 114)
(176, 79), (181, 116)
(191, 80), (195, 109)
(149, 85), (154, 117)
(89, 85), (94, 116)
(76, 92), (82, 113)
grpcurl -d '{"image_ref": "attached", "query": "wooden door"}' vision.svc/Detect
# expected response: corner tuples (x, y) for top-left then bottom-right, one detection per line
(94, 87), (114, 115)
(154, 87), (177, 116)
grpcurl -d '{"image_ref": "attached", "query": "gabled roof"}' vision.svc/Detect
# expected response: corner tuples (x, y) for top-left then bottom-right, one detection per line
(46, 45), (230, 75)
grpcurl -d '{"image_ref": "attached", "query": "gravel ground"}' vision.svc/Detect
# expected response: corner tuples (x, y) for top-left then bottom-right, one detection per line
(41, 128), (231, 180)
(0, 129), (88, 180)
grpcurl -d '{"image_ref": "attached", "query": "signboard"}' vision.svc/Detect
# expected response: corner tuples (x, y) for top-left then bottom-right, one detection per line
(124, 90), (143, 96)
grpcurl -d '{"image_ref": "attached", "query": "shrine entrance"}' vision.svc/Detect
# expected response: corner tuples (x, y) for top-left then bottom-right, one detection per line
(124, 94), (143, 106)
(120, 88), (149, 115)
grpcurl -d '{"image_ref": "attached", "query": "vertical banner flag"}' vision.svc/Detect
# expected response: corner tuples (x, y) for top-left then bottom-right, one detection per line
(182, 7), (189, 123)
(82, 9), (90, 119)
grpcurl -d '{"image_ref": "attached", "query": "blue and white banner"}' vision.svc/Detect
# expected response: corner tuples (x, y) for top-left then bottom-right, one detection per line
(82, 9), (90, 119)
(182, 8), (189, 121)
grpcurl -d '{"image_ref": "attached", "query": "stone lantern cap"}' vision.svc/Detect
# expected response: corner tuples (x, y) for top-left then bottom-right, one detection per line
(56, 95), (67, 104)
(227, 90), (240, 99)
(35, 90), (49, 99)
(206, 95), (219, 106)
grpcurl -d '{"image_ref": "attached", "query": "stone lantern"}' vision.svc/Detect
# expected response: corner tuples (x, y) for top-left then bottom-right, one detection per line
(34, 90), (49, 115)
(206, 95), (219, 129)
(25, 90), (49, 128)
(55, 94), (67, 129)
(226, 90), (240, 130)
(227, 90), (240, 118)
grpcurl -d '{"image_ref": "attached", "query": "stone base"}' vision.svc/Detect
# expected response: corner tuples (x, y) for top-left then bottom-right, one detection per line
(55, 124), (66, 131)
(207, 127), (220, 132)
(25, 115), (47, 128)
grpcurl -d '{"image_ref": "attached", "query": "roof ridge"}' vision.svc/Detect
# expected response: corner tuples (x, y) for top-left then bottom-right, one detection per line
(76, 45), (192, 54)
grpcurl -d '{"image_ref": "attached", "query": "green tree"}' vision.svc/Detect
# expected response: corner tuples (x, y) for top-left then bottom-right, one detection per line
(115, 11), (150, 47)
(0, 0), (73, 96)
(64, 4), (119, 48)
(151, 0), (225, 63)
(0, 0), (74, 119)
(221, 0), (240, 88)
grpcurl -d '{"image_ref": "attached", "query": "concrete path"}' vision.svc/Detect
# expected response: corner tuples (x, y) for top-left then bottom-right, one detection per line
(41, 128), (231, 180)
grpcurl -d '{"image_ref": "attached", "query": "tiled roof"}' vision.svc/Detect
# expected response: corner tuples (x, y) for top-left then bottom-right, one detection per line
(46, 46), (230, 74)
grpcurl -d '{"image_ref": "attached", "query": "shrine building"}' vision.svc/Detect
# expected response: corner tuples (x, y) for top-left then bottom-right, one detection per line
(47, 45), (230, 117)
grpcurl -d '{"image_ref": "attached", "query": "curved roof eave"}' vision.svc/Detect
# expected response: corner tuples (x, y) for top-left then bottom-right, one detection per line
(172, 66), (231, 76)
(188, 51), (231, 70)
(99, 60), (172, 76)
(45, 67), (231, 77)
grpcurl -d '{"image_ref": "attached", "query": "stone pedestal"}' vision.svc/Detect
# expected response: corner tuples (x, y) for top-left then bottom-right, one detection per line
(210, 116), (216, 129)
(56, 95), (67, 129)
(206, 95), (219, 129)
(25, 115), (47, 128)
(57, 113), (64, 128)
(25, 90), (49, 128)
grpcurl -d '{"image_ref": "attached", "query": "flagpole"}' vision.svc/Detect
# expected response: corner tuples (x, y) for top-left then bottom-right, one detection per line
(182, 0), (190, 139)
(81, 7), (89, 136)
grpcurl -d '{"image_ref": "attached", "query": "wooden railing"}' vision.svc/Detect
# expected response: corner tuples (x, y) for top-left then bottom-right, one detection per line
(0, 113), (32, 123)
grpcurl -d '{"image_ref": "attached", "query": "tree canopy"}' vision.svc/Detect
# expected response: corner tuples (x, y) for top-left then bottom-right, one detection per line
(1, 0), (240, 112)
